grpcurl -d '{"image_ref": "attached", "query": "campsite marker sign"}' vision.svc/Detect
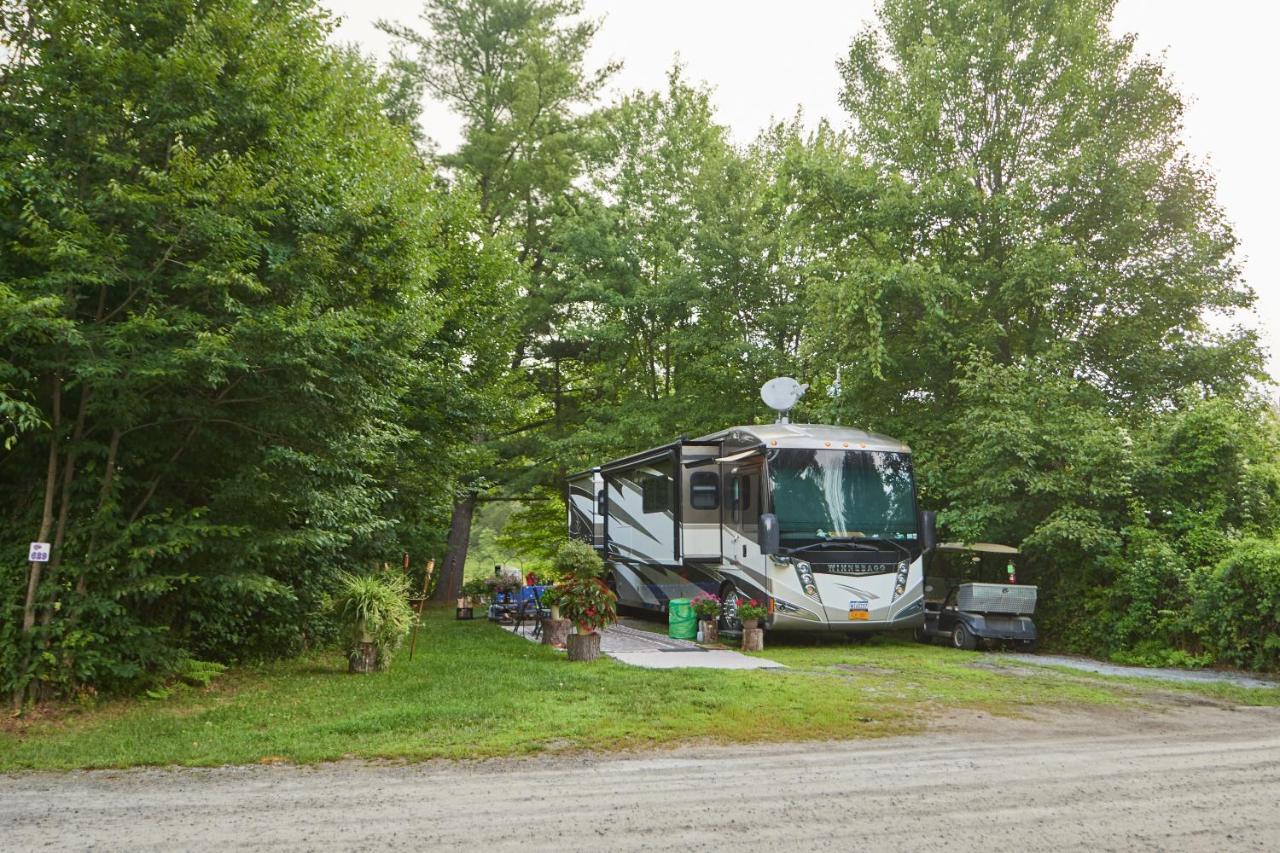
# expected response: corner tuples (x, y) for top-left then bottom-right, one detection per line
(28, 542), (50, 562)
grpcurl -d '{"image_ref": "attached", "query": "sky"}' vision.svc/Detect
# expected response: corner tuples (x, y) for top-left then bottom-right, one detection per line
(324, 0), (1279, 381)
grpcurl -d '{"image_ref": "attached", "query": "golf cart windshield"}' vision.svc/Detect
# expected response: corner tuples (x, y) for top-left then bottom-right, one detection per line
(767, 448), (918, 546)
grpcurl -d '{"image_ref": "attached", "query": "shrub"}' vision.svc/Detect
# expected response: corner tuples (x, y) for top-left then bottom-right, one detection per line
(326, 572), (414, 671)
(552, 540), (605, 581)
(1193, 538), (1280, 672)
(460, 578), (489, 600)
(539, 585), (562, 609)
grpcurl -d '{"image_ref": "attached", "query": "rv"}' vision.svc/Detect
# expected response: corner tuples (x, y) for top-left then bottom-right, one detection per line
(567, 381), (937, 634)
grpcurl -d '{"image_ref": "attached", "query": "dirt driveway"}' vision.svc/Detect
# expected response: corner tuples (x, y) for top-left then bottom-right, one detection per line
(3, 703), (1278, 852)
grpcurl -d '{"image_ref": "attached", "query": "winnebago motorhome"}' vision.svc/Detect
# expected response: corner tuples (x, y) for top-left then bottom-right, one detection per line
(567, 379), (937, 633)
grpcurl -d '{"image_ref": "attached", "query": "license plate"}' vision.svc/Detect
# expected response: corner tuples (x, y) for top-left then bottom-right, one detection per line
(848, 599), (869, 621)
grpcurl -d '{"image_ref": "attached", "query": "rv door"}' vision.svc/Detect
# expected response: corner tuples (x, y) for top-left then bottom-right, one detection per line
(721, 459), (762, 564)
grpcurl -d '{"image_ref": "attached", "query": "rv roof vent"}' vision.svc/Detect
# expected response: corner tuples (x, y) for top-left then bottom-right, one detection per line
(760, 377), (808, 423)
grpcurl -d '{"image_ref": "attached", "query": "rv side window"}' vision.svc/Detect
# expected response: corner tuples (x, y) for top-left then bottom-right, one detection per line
(690, 471), (719, 510)
(741, 475), (752, 513)
(641, 473), (671, 513)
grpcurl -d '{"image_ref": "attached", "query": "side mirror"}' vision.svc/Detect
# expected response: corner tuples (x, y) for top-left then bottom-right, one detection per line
(759, 513), (780, 555)
(919, 510), (937, 554)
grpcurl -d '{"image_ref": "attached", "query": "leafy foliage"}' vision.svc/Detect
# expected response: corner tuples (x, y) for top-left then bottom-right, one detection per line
(551, 539), (605, 581)
(1193, 540), (1280, 672)
(327, 572), (415, 671)
(0, 0), (515, 701)
(555, 577), (616, 634)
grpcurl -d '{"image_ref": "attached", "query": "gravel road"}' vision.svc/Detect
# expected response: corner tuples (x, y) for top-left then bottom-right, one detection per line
(4, 704), (1278, 852)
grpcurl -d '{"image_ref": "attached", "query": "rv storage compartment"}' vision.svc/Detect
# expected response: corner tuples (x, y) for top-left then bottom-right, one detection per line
(956, 583), (1036, 615)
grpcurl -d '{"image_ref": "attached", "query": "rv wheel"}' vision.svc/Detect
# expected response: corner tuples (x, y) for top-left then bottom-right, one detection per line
(952, 623), (977, 651)
(718, 581), (741, 632)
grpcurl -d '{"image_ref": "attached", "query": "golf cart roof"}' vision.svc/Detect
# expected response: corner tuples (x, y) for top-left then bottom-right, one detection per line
(938, 542), (1020, 555)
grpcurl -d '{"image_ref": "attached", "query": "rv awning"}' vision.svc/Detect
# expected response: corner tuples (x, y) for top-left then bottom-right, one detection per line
(715, 448), (763, 464)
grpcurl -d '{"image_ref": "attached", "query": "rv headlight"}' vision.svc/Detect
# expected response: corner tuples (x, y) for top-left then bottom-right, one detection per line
(794, 560), (820, 602)
(891, 560), (910, 602)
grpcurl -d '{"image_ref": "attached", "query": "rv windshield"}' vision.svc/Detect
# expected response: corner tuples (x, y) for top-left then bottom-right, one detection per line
(767, 449), (918, 545)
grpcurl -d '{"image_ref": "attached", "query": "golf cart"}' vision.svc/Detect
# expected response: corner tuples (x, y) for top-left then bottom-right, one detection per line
(915, 543), (1037, 652)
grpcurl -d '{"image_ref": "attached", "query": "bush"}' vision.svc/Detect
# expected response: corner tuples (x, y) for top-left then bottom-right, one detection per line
(552, 540), (605, 581)
(460, 578), (489, 600)
(1193, 539), (1280, 672)
(326, 572), (414, 671)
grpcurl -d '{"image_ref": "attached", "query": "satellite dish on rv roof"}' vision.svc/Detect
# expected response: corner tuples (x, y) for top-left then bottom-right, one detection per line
(761, 377), (808, 423)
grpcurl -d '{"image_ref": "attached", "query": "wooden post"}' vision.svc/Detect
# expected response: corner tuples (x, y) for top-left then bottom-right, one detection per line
(567, 631), (602, 661)
(408, 559), (434, 661)
(541, 618), (570, 648)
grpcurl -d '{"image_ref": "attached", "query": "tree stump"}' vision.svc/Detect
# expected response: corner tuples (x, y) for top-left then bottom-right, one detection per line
(698, 619), (719, 644)
(567, 631), (602, 662)
(741, 628), (764, 652)
(349, 641), (377, 673)
(541, 618), (570, 648)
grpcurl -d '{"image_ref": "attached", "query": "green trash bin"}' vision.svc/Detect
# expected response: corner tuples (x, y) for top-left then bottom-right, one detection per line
(668, 598), (697, 640)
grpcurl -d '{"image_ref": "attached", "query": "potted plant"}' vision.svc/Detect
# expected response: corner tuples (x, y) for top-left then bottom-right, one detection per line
(327, 572), (414, 673)
(538, 584), (570, 648)
(550, 541), (617, 661)
(735, 598), (767, 630)
(484, 573), (520, 621)
(736, 598), (767, 652)
(691, 593), (721, 643)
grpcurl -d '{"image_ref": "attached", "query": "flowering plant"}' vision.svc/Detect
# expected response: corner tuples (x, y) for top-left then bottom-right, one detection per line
(483, 574), (520, 598)
(555, 577), (617, 634)
(735, 598), (767, 622)
(690, 593), (721, 620)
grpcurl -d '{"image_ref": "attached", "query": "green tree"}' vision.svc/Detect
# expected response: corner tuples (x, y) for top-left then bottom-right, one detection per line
(380, 0), (615, 599)
(789, 0), (1267, 657)
(552, 71), (813, 471)
(808, 0), (1259, 422)
(0, 0), (511, 702)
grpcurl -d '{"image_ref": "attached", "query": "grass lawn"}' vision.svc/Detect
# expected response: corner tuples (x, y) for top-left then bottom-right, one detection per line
(3, 608), (1276, 771)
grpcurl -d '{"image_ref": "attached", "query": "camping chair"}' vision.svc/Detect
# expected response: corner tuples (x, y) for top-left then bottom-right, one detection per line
(512, 586), (548, 639)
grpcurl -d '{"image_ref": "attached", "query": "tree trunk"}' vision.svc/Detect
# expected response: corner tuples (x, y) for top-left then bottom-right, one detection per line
(742, 628), (764, 652)
(567, 631), (601, 662)
(698, 620), (719, 644)
(22, 377), (61, 636)
(15, 378), (61, 711)
(432, 492), (476, 602)
(348, 642), (377, 674)
(541, 618), (570, 648)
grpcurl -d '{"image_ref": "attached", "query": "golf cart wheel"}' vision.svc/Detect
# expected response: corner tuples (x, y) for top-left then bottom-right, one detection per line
(718, 580), (741, 632)
(912, 625), (932, 645)
(1019, 639), (1037, 654)
(952, 623), (977, 651)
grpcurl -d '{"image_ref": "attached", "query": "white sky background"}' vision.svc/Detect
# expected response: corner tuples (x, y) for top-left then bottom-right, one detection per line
(325, 0), (1279, 382)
